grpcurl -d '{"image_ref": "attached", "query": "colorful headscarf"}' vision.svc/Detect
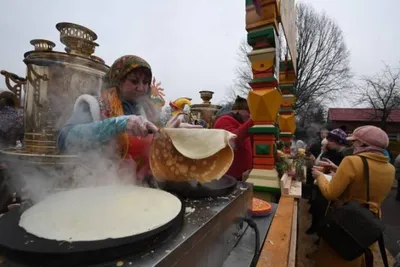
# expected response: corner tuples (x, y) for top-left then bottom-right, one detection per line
(102, 55), (154, 159)
(104, 55), (152, 88)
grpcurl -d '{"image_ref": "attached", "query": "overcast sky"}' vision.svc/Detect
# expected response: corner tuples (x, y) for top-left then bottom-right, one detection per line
(1, 0), (399, 107)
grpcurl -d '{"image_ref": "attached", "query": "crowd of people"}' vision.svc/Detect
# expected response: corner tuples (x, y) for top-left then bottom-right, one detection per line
(300, 126), (398, 267)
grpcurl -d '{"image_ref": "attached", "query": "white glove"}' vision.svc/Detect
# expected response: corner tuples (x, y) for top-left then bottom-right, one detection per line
(126, 115), (158, 137)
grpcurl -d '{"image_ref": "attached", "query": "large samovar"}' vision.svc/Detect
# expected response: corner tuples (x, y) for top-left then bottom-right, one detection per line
(190, 91), (222, 128)
(1, 22), (109, 168)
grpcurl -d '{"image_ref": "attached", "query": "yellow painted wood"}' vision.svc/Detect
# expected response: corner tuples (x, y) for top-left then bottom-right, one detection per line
(279, 73), (296, 84)
(248, 88), (282, 122)
(246, 1), (279, 32)
(248, 49), (276, 74)
(281, 94), (296, 107)
(278, 113), (296, 134)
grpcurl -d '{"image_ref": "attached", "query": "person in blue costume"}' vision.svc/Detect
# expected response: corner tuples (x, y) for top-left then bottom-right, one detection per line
(58, 55), (191, 183)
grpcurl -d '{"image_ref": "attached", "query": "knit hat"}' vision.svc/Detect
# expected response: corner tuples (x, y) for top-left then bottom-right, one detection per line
(327, 128), (347, 145)
(347, 126), (389, 149)
(232, 96), (249, 111)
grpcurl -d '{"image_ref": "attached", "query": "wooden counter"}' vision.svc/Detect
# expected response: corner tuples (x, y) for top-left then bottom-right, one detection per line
(256, 196), (298, 267)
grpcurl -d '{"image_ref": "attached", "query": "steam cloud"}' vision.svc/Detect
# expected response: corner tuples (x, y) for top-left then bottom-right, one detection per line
(1, 65), (145, 205)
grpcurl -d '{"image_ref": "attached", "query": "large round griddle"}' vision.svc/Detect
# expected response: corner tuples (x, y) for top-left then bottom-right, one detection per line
(0, 197), (185, 267)
(159, 175), (237, 198)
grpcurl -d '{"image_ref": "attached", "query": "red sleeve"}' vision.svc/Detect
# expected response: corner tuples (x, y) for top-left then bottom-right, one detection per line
(214, 116), (254, 144)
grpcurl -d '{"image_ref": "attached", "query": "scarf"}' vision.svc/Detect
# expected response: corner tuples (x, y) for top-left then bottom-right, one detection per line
(353, 145), (384, 155)
(102, 87), (129, 159)
(101, 87), (159, 159)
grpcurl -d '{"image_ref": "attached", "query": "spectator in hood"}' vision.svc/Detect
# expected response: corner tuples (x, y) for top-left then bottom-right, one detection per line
(213, 96), (254, 180)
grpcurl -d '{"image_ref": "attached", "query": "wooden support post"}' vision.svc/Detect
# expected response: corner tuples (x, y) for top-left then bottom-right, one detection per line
(278, 61), (297, 153)
(245, 0), (282, 191)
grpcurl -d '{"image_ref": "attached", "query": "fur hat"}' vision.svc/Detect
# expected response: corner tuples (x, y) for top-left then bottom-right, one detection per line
(232, 96), (249, 111)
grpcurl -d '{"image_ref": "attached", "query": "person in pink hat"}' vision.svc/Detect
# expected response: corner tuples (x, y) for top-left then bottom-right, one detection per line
(311, 125), (395, 267)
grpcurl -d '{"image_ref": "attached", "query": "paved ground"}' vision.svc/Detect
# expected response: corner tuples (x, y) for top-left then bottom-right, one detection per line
(382, 187), (400, 257)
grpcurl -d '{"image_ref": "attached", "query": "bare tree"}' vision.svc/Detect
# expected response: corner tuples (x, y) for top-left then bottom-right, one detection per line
(295, 2), (351, 110)
(355, 64), (400, 131)
(233, 41), (252, 95)
(228, 3), (351, 115)
(220, 85), (241, 103)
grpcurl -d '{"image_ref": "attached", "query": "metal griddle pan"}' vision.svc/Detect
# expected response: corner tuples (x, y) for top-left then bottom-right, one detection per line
(0, 196), (185, 267)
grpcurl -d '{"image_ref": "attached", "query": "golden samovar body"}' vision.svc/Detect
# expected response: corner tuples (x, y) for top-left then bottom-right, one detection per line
(1, 22), (109, 163)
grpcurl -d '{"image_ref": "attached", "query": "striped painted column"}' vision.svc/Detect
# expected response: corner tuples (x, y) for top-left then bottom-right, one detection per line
(245, 0), (283, 192)
(278, 60), (296, 154)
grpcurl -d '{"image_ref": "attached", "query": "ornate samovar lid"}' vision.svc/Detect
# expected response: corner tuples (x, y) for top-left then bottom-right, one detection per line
(56, 22), (99, 57)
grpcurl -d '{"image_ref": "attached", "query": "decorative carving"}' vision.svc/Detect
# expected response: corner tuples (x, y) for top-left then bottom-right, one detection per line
(0, 70), (26, 108)
(26, 64), (49, 108)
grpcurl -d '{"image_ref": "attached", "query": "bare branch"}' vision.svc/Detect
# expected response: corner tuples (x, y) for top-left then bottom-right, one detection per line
(353, 63), (400, 130)
(229, 3), (351, 113)
(231, 40), (252, 96)
(295, 3), (352, 110)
